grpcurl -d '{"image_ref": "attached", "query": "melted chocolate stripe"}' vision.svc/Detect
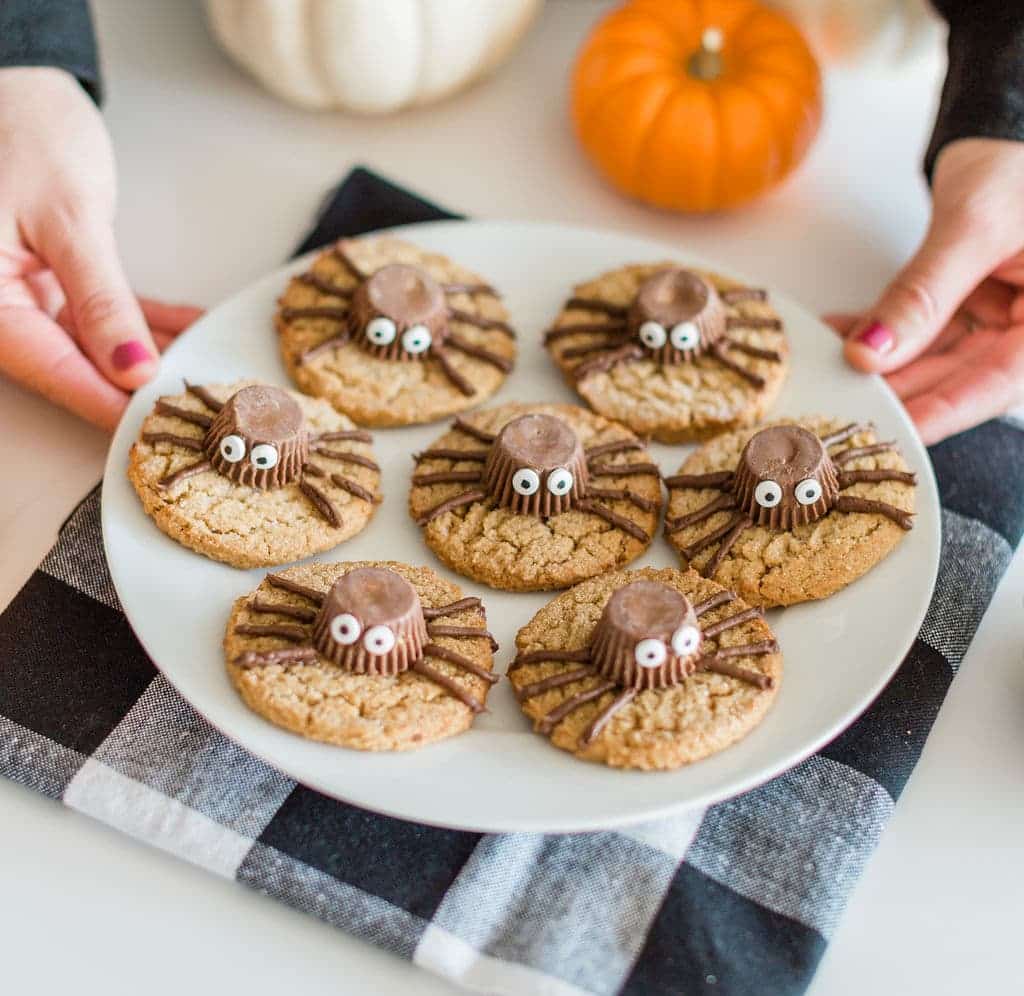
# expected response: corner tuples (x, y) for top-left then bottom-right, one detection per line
(416, 489), (487, 526)
(701, 516), (752, 579)
(445, 333), (513, 372)
(184, 382), (223, 412)
(693, 590), (736, 617)
(298, 271), (354, 298)
(143, 432), (203, 452)
(515, 666), (594, 701)
(537, 681), (615, 734)
(838, 469), (917, 488)
(313, 447), (380, 471)
(332, 244), (367, 281)
(433, 348), (476, 396)
(158, 459), (211, 489)
(710, 345), (766, 387)
(832, 441), (896, 465)
(820, 422), (870, 448)
(724, 339), (783, 362)
(580, 687), (636, 746)
(427, 625), (498, 652)
(411, 658), (485, 712)
(443, 281), (498, 297)
(698, 656), (773, 689)
(447, 307), (515, 337)
(315, 428), (374, 443)
(714, 640), (779, 659)
(588, 461), (660, 479)
(265, 574), (325, 603)
(835, 495), (914, 530)
(666, 494), (735, 532)
(573, 343), (644, 381)
(234, 623), (309, 641)
(249, 598), (317, 623)
(281, 305), (350, 322)
(565, 297), (628, 318)
(329, 473), (378, 504)
(299, 479), (341, 527)
(561, 338), (628, 360)
(585, 438), (644, 460)
(543, 321), (627, 344)
(721, 288), (768, 304)
(423, 642), (499, 684)
(155, 401), (213, 428)
(234, 647), (318, 669)
(587, 487), (659, 512)
(412, 470), (483, 486)
(577, 498), (649, 542)
(725, 315), (782, 331)
(300, 332), (350, 362)
(414, 448), (488, 463)
(422, 596), (482, 620)
(452, 417), (496, 443)
(702, 605), (764, 638)
(508, 648), (592, 673)
(681, 512), (746, 560)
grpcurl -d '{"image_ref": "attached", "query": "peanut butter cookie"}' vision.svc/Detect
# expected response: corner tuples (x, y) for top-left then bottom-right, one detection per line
(277, 236), (517, 426)
(544, 263), (788, 443)
(224, 561), (497, 751)
(509, 567), (781, 770)
(408, 402), (663, 591)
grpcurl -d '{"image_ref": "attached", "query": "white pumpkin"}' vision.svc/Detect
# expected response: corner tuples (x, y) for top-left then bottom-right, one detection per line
(769, 0), (936, 64)
(205, 0), (544, 113)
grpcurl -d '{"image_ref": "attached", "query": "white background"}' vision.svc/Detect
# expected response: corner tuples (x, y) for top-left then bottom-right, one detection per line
(0, 1), (1021, 993)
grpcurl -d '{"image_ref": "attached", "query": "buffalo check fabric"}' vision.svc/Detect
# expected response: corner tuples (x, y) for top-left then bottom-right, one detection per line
(2, 168), (1023, 996)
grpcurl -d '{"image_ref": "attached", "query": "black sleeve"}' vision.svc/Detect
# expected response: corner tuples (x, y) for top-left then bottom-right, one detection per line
(926, 0), (1024, 178)
(0, 0), (102, 103)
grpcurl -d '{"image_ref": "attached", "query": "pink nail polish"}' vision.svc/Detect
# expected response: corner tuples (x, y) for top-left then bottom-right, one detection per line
(855, 321), (894, 354)
(112, 340), (152, 371)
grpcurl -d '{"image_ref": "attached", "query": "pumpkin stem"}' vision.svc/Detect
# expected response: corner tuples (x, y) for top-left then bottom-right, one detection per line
(688, 27), (724, 81)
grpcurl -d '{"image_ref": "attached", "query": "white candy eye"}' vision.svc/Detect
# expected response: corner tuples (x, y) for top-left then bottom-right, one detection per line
(329, 613), (361, 645)
(219, 434), (246, 463)
(512, 468), (541, 496)
(635, 638), (668, 669)
(754, 480), (783, 508)
(365, 316), (397, 346)
(795, 478), (823, 506)
(250, 443), (279, 470)
(363, 625), (396, 656)
(671, 624), (701, 657)
(401, 324), (432, 354)
(546, 468), (574, 496)
(639, 321), (667, 349)
(670, 322), (701, 351)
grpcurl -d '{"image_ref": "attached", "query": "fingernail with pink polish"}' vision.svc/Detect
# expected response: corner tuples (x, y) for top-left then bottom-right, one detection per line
(855, 321), (894, 354)
(112, 341), (153, 371)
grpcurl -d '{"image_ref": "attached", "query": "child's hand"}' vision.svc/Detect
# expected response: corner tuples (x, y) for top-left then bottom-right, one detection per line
(828, 137), (1024, 444)
(0, 67), (202, 431)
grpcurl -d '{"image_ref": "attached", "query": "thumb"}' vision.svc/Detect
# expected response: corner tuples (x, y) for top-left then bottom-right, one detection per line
(844, 213), (994, 373)
(33, 209), (159, 390)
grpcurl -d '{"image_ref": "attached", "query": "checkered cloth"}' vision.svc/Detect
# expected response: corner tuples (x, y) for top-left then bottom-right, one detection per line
(3, 169), (1023, 996)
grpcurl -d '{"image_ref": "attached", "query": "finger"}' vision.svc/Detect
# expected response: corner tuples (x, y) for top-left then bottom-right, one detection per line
(138, 297), (204, 334)
(0, 305), (128, 430)
(886, 326), (1004, 399)
(993, 252), (1024, 287)
(844, 214), (999, 374)
(153, 330), (176, 353)
(32, 210), (159, 390)
(904, 324), (1024, 444)
(822, 312), (859, 338)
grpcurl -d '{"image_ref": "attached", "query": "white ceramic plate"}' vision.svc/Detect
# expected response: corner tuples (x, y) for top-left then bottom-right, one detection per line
(102, 220), (940, 834)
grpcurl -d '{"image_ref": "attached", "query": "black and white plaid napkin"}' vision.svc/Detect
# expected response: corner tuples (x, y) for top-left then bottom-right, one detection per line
(2, 168), (1022, 996)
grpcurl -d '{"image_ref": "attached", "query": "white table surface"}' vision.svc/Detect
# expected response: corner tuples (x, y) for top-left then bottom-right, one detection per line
(1, 2), (1021, 993)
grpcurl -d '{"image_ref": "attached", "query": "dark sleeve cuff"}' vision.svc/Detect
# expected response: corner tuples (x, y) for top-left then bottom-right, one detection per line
(925, 5), (1024, 179)
(0, 0), (102, 104)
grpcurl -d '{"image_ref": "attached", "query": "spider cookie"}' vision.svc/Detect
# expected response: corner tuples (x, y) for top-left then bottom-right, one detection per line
(544, 263), (789, 443)
(408, 402), (663, 591)
(508, 567), (781, 770)
(664, 418), (916, 607)
(224, 562), (498, 750)
(128, 380), (381, 568)
(276, 236), (517, 426)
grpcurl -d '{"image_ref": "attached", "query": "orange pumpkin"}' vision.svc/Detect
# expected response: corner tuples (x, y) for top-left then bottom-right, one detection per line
(572, 0), (822, 213)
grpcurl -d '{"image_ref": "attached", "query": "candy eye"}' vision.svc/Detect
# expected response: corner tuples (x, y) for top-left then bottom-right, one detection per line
(365, 316), (397, 346)
(363, 625), (396, 656)
(401, 324), (432, 354)
(512, 468), (540, 496)
(670, 322), (701, 351)
(219, 434), (246, 463)
(639, 321), (667, 349)
(671, 624), (701, 657)
(754, 480), (783, 508)
(634, 638), (668, 669)
(250, 443), (279, 470)
(329, 613), (361, 645)
(546, 468), (574, 496)
(795, 478), (823, 506)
